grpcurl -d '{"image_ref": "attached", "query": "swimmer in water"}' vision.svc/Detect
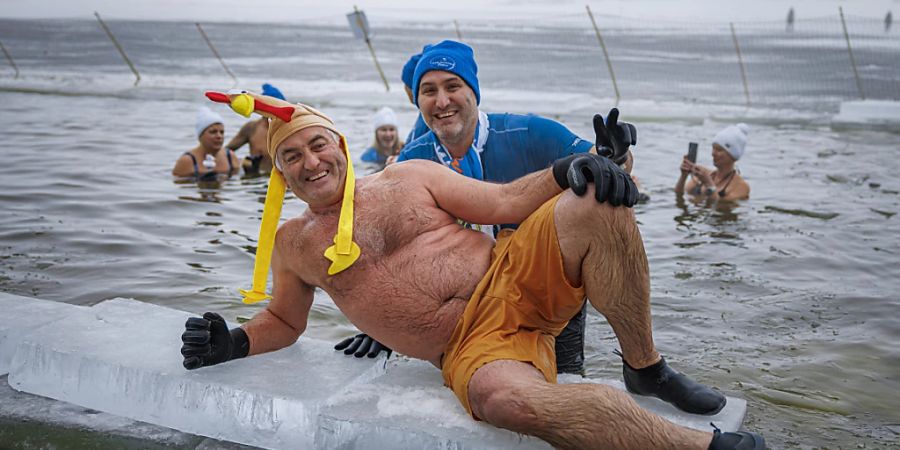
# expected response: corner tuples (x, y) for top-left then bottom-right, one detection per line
(173, 106), (239, 180)
(359, 106), (404, 170)
(676, 124), (751, 201)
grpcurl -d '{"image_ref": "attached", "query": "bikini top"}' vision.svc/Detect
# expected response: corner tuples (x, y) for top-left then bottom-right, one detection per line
(717, 170), (737, 197)
(183, 149), (236, 178)
(689, 170), (737, 197)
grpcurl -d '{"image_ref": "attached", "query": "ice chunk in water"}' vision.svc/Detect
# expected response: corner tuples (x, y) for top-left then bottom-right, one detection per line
(832, 100), (900, 130)
(0, 374), (200, 446)
(8, 297), (747, 449)
(0, 292), (85, 375)
(9, 298), (386, 449)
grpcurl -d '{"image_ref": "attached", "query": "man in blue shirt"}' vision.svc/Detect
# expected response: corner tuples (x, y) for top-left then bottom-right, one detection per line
(335, 40), (635, 377)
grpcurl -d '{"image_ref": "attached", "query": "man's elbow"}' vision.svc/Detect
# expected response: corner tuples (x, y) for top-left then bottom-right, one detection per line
(246, 308), (306, 354)
(268, 308), (305, 340)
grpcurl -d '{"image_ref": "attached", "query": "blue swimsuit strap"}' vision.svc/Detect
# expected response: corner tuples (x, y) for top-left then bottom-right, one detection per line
(183, 152), (199, 177)
(225, 149), (234, 175)
(186, 150), (235, 177)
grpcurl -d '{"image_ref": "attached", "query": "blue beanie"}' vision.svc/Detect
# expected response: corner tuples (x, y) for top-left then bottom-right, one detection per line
(261, 83), (285, 100)
(401, 51), (423, 89)
(412, 40), (480, 106)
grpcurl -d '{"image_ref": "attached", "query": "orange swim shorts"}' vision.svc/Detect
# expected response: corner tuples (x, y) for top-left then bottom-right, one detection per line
(441, 194), (586, 417)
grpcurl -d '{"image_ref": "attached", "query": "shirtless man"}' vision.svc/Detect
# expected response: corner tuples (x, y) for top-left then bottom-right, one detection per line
(180, 96), (764, 449)
(224, 83), (285, 175)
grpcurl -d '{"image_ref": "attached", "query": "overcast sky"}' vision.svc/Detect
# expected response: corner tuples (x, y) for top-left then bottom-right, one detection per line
(0, 0), (894, 24)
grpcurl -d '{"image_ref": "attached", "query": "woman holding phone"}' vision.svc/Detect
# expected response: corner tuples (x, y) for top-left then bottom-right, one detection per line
(675, 124), (751, 201)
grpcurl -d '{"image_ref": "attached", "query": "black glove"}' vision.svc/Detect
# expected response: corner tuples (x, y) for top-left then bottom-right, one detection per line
(552, 153), (638, 207)
(594, 108), (636, 166)
(334, 333), (392, 358)
(181, 312), (250, 370)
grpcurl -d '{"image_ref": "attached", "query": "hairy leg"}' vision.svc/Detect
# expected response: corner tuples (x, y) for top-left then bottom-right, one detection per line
(468, 360), (711, 449)
(554, 189), (730, 416)
(554, 188), (659, 369)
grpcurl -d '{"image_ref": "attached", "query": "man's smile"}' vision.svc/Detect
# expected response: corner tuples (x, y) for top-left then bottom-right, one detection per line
(306, 170), (329, 182)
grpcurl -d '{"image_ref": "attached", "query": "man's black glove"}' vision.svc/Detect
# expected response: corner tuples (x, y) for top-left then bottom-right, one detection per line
(594, 108), (636, 166)
(334, 333), (392, 358)
(181, 312), (250, 370)
(552, 153), (638, 207)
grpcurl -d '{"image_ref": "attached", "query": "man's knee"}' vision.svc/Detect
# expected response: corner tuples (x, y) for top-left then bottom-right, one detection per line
(558, 187), (635, 231)
(471, 383), (541, 430)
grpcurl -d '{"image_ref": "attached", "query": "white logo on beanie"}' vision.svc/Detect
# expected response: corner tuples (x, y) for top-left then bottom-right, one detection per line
(430, 56), (456, 70)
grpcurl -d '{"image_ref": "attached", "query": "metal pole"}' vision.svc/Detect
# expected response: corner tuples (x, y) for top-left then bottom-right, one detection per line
(196, 22), (238, 87)
(94, 11), (140, 86)
(0, 40), (20, 79)
(355, 5), (390, 92)
(839, 7), (865, 99)
(454, 20), (463, 41)
(730, 23), (751, 106)
(585, 5), (620, 106)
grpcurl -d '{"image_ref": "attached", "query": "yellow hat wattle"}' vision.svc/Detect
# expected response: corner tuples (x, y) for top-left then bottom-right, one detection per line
(239, 169), (285, 304)
(323, 134), (360, 275)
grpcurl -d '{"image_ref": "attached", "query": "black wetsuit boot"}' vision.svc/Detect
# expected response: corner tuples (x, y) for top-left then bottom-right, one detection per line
(707, 424), (766, 450)
(555, 300), (587, 375)
(619, 352), (727, 415)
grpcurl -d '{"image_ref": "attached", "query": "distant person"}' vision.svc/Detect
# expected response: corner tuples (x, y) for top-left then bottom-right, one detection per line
(359, 107), (404, 169)
(225, 83), (285, 175)
(400, 50), (429, 145)
(886, 11), (893, 33)
(172, 106), (239, 180)
(786, 8), (795, 32)
(675, 124), (751, 201)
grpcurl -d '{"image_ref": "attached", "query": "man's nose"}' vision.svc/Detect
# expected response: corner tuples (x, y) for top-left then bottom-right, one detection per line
(435, 89), (451, 109)
(303, 152), (320, 171)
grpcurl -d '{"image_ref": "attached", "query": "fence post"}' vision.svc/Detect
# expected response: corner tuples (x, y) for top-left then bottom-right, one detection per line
(0, 40), (20, 79)
(585, 5), (620, 105)
(839, 7), (866, 100)
(94, 12), (141, 86)
(350, 6), (389, 92)
(454, 20), (463, 41)
(196, 22), (238, 87)
(730, 23), (751, 106)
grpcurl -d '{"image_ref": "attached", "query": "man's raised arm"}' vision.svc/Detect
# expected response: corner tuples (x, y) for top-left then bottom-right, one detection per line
(397, 159), (560, 227)
(399, 152), (638, 227)
(225, 121), (253, 152)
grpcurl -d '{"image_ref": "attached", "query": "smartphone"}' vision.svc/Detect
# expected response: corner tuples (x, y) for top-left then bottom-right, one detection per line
(686, 142), (698, 163)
